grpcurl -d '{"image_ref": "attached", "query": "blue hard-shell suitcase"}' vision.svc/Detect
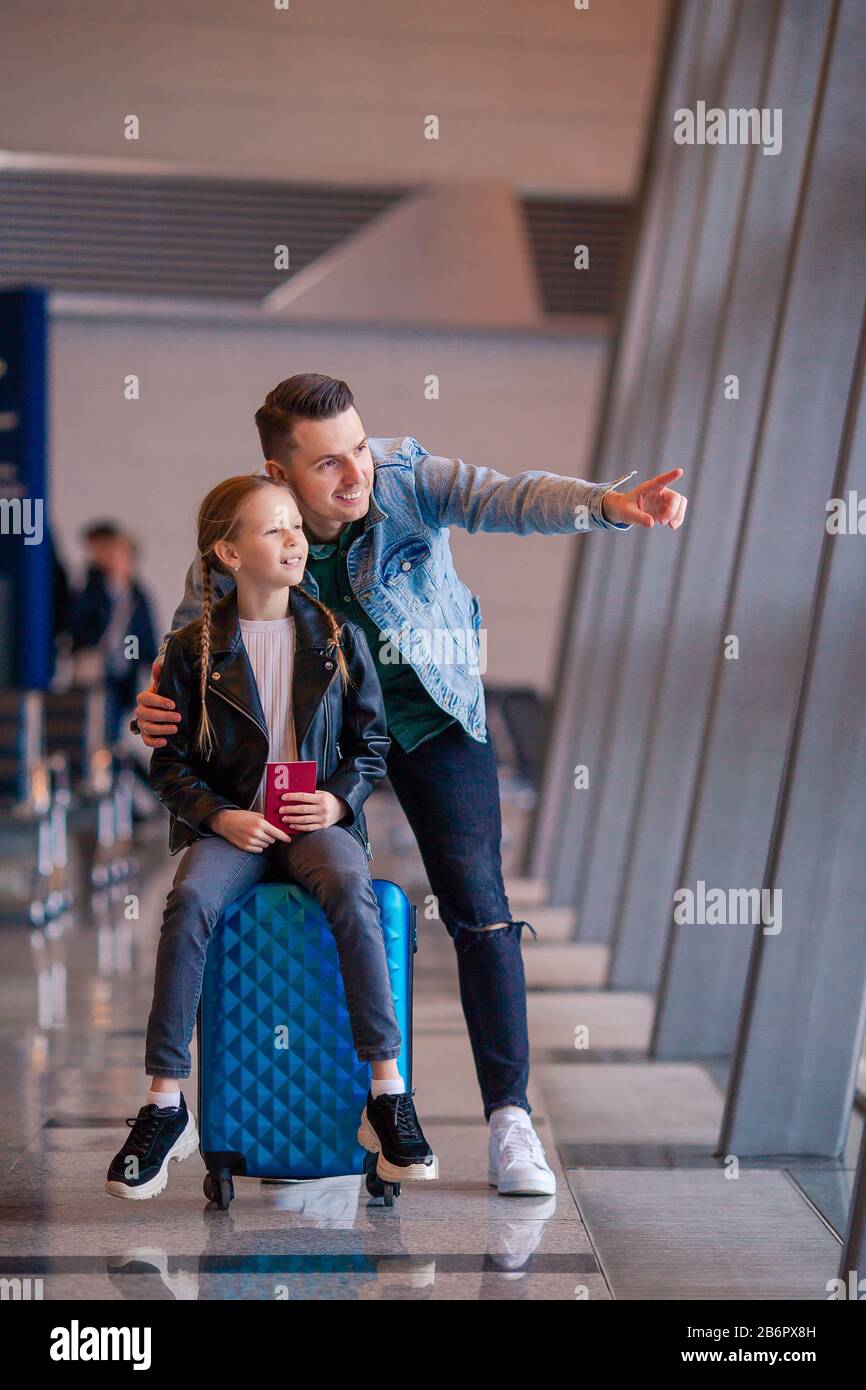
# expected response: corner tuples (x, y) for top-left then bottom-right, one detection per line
(196, 878), (417, 1209)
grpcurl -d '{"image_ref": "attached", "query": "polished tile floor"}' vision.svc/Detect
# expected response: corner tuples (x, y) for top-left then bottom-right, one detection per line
(0, 786), (859, 1300)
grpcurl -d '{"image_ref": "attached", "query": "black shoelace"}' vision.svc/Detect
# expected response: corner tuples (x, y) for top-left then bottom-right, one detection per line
(391, 1090), (421, 1140)
(122, 1106), (173, 1157)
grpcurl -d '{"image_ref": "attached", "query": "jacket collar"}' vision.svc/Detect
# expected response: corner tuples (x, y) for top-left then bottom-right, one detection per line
(207, 582), (333, 655)
(205, 584), (342, 748)
(365, 485), (388, 528)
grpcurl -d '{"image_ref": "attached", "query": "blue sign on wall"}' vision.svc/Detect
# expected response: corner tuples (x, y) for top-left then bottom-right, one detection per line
(0, 288), (51, 689)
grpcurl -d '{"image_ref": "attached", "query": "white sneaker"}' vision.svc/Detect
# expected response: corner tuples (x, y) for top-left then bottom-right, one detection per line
(488, 1110), (556, 1196)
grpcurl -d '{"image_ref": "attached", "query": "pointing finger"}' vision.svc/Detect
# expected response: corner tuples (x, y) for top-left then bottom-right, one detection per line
(640, 469), (684, 496)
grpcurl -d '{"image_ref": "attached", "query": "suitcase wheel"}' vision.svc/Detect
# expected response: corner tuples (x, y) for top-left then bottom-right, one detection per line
(363, 1151), (401, 1204)
(203, 1172), (234, 1210)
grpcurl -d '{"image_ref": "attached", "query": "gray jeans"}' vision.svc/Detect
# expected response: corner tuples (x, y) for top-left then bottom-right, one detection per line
(145, 826), (403, 1078)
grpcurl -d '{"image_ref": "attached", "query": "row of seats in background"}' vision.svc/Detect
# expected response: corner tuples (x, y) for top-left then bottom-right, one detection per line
(0, 687), (140, 925)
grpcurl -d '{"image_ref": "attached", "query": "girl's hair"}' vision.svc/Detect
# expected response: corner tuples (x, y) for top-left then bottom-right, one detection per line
(193, 474), (350, 759)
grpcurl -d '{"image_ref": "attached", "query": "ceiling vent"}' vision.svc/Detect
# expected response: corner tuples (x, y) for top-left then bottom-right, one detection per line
(0, 169), (632, 320)
(0, 169), (406, 301)
(521, 196), (632, 316)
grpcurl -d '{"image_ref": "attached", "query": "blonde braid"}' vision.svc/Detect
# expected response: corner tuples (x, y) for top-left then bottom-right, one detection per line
(304, 592), (352, 693)
(194, 551), (217, 758)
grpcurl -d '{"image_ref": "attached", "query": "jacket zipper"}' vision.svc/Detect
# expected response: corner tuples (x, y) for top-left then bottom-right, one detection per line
(322, 686), (331, 774)
(325, 688), (372, 859)
(209, 680), (269, 741)
(208, 681), (268, 811)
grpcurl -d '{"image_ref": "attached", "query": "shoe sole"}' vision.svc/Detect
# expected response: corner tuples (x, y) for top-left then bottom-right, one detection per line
(487, 1170), (556, 1196)
(104, 1113), (200, 1200)
(357, 1110), (438, 1182)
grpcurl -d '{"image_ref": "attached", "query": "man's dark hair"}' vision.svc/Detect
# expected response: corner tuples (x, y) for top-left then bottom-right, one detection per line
(254, 373), (355, 464)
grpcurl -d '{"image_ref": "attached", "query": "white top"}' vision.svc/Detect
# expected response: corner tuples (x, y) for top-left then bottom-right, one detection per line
(238, 615), (299, 812)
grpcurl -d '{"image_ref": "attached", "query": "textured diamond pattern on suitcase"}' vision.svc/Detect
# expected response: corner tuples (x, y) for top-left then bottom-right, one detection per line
(198, 879), (413, 1180)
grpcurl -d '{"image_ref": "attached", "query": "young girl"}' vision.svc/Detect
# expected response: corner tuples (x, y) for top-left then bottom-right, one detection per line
(105, 474), (437, 1199)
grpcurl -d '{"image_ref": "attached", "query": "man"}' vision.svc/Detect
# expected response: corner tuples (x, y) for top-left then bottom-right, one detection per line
(133, 373), (687, 1196)
(70, 521), (158, 744)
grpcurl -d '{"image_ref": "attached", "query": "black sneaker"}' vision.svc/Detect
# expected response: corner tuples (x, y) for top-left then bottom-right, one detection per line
(105, 1094), (199, 1200)
(357, 1088), (438, 1182)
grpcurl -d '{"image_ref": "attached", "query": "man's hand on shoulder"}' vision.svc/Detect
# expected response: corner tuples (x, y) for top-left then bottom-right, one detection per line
(602, 469), (688, 529)
(134, 659), (180, 748)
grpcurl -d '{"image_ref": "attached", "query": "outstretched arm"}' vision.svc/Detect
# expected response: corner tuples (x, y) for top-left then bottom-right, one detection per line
(410, 440), (634, 535)
(408, 438), (687, 536)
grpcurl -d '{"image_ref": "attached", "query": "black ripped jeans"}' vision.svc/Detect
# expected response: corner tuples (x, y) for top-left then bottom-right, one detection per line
(386, 721), (537, 1122)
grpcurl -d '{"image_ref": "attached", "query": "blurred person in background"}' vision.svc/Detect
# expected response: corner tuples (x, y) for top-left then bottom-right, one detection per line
(69, 521), (158, 745)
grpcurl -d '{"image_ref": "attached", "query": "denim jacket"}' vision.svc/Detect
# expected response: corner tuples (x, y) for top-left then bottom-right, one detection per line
(163, 436), (634, 744)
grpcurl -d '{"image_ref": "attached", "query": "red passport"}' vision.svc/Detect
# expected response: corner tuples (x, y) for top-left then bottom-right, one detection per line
(263, 761), (317, 832)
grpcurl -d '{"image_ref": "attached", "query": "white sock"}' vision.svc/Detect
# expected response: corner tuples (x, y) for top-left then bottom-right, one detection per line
(371, 1077), (405, 1098)
(146, 1087), (181, 1110)
(490, 1105), (529, 1126)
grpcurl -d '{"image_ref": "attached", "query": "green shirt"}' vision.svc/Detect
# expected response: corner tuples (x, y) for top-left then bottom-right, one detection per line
(305, 518), (457, 754)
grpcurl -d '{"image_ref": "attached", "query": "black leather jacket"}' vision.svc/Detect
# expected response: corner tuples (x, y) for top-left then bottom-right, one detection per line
(149, 584), (390, 857)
